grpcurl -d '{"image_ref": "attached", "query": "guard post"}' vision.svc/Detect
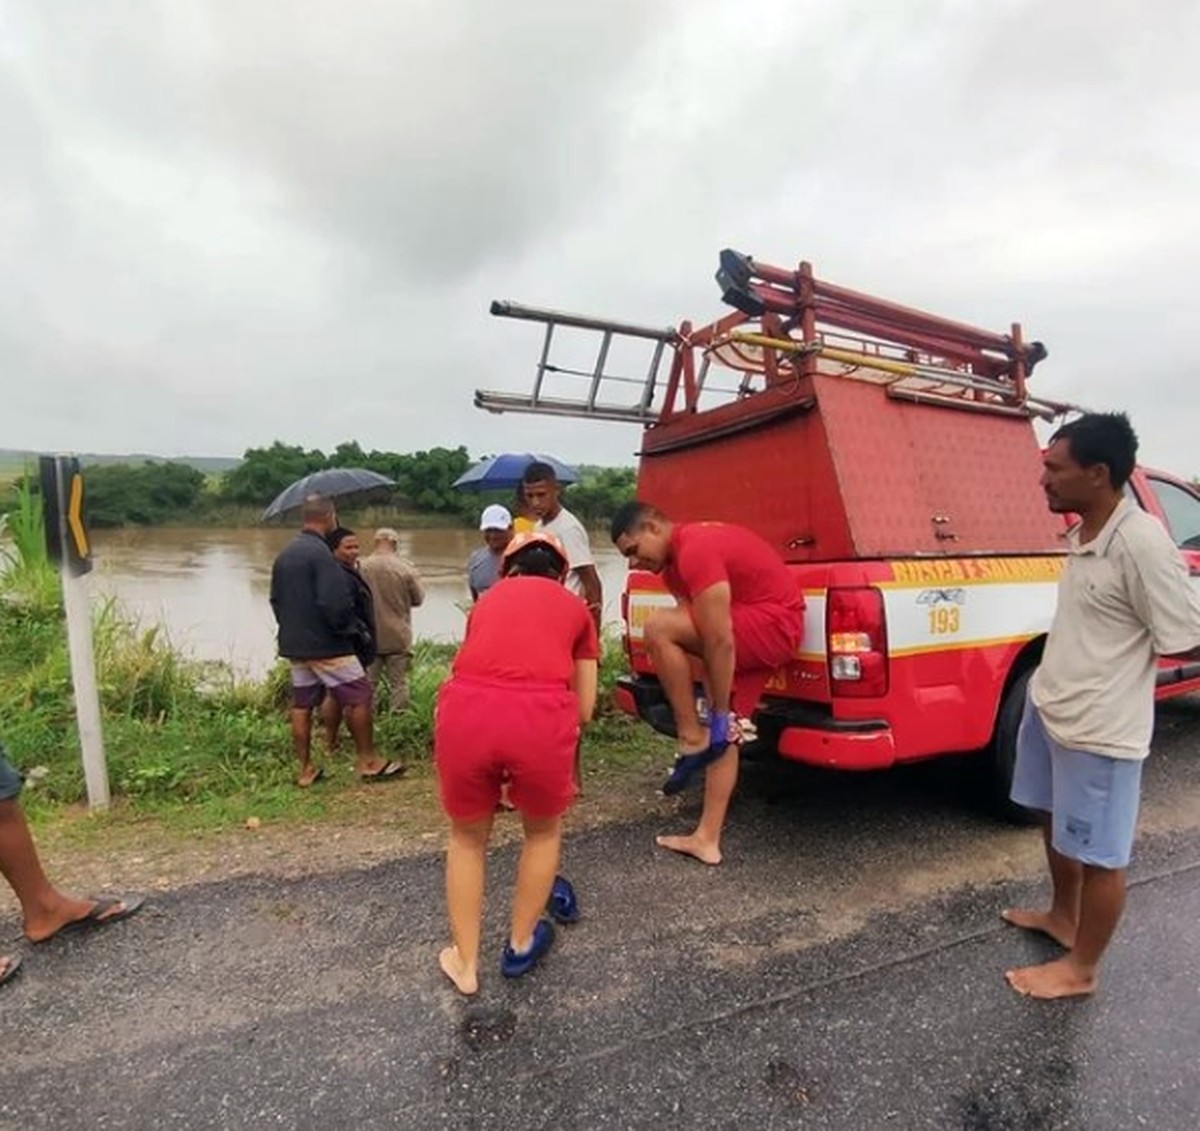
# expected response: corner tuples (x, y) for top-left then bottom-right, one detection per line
(39, 455), (109, 810)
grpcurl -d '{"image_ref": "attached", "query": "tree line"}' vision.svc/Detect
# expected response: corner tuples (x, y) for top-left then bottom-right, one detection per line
(1, 442), (636, 529)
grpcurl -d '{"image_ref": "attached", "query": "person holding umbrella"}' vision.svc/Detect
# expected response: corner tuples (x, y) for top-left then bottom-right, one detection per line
(269, 496), (403, 786)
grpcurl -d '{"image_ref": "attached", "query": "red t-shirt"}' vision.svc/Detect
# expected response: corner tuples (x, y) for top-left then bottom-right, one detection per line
(663, 523), (802, 612)
(453, 575), (600, 686)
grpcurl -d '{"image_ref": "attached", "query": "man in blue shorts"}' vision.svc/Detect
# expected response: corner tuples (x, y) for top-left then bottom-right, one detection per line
(1004, 413), (1200, 998)
(1, 740), (143, 988)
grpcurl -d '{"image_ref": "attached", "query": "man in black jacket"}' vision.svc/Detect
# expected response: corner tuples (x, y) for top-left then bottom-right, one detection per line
(269, 496), (404, 786)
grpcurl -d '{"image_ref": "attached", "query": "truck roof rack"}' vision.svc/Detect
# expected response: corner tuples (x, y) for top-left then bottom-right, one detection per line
(478, 251), (1077, 425)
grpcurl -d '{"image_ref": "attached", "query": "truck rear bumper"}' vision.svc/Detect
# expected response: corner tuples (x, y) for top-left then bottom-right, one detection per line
(775, 722), (896, 770)
(615, 675), (897, 770)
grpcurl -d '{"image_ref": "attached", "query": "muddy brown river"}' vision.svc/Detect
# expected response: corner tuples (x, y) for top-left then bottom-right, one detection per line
(87, 526), (630, 677)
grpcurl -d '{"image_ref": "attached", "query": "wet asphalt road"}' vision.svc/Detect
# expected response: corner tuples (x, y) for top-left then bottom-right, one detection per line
(4, 696), (1200, 1130)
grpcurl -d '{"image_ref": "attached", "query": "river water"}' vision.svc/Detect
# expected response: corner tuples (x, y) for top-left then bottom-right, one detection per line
(85, 526), (630, 678)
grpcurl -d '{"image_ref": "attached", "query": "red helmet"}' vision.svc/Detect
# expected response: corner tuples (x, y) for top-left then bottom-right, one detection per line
(500, 530), (570, 582)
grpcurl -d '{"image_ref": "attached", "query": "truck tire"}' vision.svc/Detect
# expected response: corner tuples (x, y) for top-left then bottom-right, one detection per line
(982, 668), (1040, 826)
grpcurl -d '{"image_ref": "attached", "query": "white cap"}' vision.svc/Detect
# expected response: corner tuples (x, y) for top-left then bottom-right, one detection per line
(479, 504), (513, 531)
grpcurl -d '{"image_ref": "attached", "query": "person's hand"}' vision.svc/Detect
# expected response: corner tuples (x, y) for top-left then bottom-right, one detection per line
(708, 710), (733, 749)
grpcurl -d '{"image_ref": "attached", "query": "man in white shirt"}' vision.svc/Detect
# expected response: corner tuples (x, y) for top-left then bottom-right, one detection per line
(522, 462), (603, 632)
(1004, 412), (1200, 999)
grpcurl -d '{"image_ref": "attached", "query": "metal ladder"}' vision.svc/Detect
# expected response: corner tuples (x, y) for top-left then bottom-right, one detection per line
(478, 301), (681, 424)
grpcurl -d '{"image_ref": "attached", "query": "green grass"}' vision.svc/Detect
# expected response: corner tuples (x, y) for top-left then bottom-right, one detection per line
(1, 471), (664, 839)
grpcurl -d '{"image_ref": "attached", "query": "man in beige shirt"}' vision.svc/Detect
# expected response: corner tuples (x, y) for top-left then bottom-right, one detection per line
(359, 528), (425, 713)
(1004, 412), (1200, 999)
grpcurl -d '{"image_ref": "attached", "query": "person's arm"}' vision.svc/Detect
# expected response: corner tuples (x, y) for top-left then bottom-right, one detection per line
(315, 554), (355, 634)
(1127, 534), (1200, 660)
(268, 563), (283, 626)
(406, 563), (426, 608)
(575, 564), (603, 631)
(571, 658), (598, 723)
(690, 581), (735, 715)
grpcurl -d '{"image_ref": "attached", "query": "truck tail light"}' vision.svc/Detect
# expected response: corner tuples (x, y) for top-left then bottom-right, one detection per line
(826, 587), (889, 698)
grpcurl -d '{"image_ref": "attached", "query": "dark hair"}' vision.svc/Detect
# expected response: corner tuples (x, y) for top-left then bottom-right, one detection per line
(609, 500), (660, 542)
(521, 461), (557, 486)
(1050, 412), (1139, 489)
(503, 543), (567, 580)
(326, 526), (356, 551)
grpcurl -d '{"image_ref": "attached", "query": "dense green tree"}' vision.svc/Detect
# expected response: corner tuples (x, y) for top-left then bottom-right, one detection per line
(85, 462), (207, 527)
(563, 466), (637, 523)
(218, 442), (328, 505)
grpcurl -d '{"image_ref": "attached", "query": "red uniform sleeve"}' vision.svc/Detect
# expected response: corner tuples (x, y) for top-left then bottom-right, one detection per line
(574, 603), (601, 661)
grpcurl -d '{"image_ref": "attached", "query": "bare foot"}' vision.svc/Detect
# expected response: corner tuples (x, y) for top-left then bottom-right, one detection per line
(1000, 907), (1076, 949)
(439, 946), (479, 996)
(655, 833), (722, 866)
(1005, 956), (1097, 999)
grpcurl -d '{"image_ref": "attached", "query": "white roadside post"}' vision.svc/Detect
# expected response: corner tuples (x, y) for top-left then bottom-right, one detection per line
(39, 455), (109, 810)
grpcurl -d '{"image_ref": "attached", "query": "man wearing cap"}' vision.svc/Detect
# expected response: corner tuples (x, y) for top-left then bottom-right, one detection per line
(467, 504), (514, 601)
(359, 528), (426, 714)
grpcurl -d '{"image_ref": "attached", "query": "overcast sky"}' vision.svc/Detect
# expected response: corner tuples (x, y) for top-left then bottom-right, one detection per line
(3, 1), (1198, 474)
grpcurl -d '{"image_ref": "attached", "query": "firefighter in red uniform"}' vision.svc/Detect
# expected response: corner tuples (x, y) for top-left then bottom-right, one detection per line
(433, 531), (599, 996)
(611, 502), (804, 865)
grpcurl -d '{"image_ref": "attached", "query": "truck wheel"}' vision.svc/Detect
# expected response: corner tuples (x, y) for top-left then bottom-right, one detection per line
(982, 668), (1039, 827)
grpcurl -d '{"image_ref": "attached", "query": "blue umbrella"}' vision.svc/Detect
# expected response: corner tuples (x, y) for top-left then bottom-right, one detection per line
(261, 468), (396, 521)
(452, 452), (579, 493)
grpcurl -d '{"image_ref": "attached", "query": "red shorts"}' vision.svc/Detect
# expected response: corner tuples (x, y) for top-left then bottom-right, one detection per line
(708, 603), (803, 716)
(434, 676), (580, 822)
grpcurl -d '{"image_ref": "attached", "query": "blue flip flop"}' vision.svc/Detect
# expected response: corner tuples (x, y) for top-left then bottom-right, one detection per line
(501, 919), (555, 978)
(547, 875), (580, 925)
(661, 744), (727, 796)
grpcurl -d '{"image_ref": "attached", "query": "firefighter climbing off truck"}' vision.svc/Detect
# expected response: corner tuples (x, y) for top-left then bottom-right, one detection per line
(476, 249), (1200, 822)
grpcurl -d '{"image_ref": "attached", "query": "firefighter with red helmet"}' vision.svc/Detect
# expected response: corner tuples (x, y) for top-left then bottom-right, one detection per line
(433, 531), (599, 995)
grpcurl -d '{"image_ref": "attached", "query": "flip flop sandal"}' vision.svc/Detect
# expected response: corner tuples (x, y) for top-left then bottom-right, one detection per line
(361, 760), (406, 783)
(547, 876), (580, 925)
(297, 767), (326, 788)
(660, 745), (727, 796)
(0, 955), (22, 988)
(34, 896), (146, 944)
(500, 919), (555, 978)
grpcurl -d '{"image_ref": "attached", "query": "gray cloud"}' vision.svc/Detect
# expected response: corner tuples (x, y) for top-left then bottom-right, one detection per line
(2, 0), (1198, 476)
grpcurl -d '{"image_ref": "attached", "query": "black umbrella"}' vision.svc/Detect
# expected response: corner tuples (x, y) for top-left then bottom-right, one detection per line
(260, 468), (396, 521)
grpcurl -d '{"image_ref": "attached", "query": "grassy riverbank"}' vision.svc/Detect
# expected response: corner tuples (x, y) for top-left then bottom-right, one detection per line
(0, 523), (667, 847)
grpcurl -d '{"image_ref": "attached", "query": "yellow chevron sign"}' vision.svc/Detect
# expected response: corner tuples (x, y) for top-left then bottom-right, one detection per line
(67, 471), (89, 560)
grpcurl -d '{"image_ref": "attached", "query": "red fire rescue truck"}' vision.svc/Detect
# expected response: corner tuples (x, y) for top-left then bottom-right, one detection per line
(477, 249), (1200, 821)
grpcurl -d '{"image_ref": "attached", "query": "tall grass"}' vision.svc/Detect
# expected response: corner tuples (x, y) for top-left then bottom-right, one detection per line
(1, 469), (650, 823)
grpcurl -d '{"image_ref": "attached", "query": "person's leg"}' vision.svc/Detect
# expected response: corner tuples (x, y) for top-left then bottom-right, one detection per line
(0, 798), (124, 941)
(510, 814), (562, 952)
(289, 663), (323, 786)
(1005, 751), (1141, 999)
(439, 814), (494, 995)
(643, 608), (708, 753)
(290, 707), (320, 786)
(656, 744), (737, 866)
(1002, 815), (1082, 947)
(1001, 697), (1080, 940)
(386, 652), (411, 714)
(320, 694), (343, 755)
